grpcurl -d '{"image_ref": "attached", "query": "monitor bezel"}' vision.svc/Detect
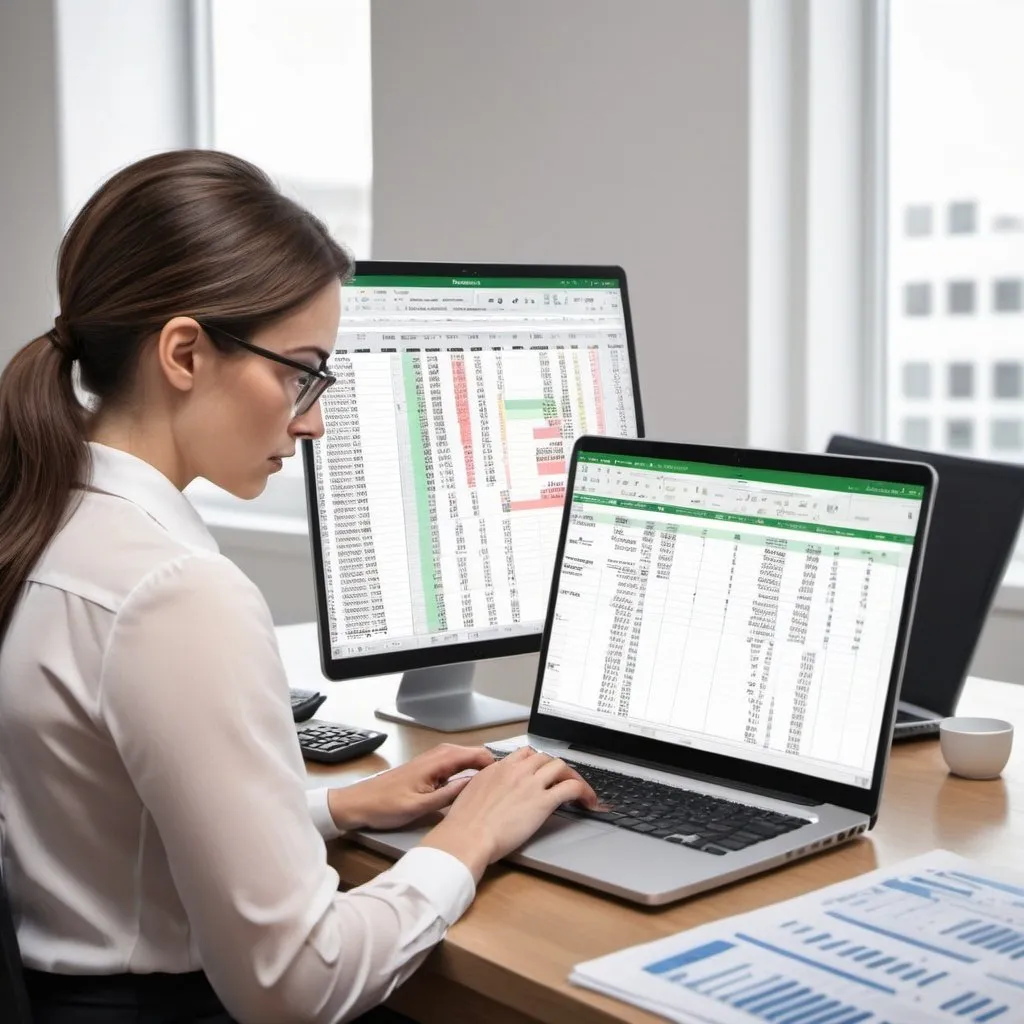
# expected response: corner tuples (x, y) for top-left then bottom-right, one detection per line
(526, 433), (936, 819)
(304, 261), (645, 681)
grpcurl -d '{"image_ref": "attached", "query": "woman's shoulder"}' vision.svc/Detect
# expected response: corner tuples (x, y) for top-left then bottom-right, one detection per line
(32, 487), (257, 616)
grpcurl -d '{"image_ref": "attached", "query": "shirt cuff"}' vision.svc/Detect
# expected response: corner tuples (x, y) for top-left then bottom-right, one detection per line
(306, 787), (345, 840)
(386, 846), (476, 925)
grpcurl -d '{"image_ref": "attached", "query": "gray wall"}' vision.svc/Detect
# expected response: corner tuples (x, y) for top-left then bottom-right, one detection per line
(370, 0), (752, 445)
(0, 0), (63, 365)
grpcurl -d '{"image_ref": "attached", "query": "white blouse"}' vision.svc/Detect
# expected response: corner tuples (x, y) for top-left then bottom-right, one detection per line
(0, 442), (474, 1023)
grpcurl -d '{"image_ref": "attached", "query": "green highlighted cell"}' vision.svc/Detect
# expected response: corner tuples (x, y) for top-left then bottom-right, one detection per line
(403, 354), (441, 631)
(504, 397), (558, 419)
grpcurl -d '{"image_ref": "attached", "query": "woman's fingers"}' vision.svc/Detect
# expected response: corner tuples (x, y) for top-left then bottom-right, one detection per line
(427, 743), (494, 780)
(531, 756), (600, 807)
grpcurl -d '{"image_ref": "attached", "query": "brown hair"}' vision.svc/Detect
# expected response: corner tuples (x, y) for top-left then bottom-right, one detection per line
(0, 149), (352, 640)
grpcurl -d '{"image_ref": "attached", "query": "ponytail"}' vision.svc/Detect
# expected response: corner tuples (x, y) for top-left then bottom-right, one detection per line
(0, 333), (87, 642)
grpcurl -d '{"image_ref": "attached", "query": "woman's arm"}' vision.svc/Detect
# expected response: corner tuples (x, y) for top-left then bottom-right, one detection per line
(99, 552), (474, 1023)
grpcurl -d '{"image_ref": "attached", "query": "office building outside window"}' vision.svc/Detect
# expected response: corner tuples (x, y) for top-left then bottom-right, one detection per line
(887, 0), (1024, 580)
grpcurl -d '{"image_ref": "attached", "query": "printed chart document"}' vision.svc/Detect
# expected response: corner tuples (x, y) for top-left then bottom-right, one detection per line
(571, 851), (1024, 1024)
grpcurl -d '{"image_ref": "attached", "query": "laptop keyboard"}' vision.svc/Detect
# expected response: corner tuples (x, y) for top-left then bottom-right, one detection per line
(492, 750), (807, 856)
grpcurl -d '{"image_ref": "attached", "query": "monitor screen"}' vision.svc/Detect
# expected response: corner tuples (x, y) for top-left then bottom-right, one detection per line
(308, 266), (643, 664)
(537, 450), (926, 789)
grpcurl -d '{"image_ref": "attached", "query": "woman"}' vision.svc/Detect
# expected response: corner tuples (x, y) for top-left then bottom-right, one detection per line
(0, 150), (597, 1024)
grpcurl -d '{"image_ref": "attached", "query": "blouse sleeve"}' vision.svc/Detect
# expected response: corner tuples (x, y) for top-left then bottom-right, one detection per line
(99, 553), (474, 1023)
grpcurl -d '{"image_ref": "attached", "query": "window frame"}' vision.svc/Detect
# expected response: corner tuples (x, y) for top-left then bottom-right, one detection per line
(872, 0), (1024, 595)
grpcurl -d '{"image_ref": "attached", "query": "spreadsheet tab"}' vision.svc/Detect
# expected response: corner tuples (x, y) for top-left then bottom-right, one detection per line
(310, 275), (639, 659)
(538, 452), (925, 788)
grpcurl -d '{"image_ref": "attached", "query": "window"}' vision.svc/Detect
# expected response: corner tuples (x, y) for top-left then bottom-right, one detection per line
(904, 204), (932, 237)
(946, 419), (974, 452)
(947, 280), (975, 315)
(902, 417), (931, 448)
(184, 0), (373, 525)
(206, 0), (372, 258)
(993, 214), (1024, 233)
(886, 0), (1024, 584)
(948, 362), (974, 399)
(992, 419), (1023, 451)
(993, 278), (1023, 312)
(903, 282), (932, 317)
(993, 362), (1022, 399)
(948, 201), (977, 235)
(902, 362), (931, 399)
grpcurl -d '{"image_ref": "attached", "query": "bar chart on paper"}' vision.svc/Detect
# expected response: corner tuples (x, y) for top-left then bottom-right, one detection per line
(570, 851), (1024, 1024)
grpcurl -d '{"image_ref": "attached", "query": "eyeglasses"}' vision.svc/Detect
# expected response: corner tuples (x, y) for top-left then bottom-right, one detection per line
(197, 321), (336, 417)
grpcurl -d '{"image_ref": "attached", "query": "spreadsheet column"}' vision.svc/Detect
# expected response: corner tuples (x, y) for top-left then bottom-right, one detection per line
(318, 351), (411, 644)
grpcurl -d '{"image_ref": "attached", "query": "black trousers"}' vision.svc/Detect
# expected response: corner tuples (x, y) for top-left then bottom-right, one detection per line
(24, 969), (414, 1023)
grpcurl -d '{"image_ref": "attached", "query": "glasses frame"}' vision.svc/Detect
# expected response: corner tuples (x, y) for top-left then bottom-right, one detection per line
(196, 321), (336, 417)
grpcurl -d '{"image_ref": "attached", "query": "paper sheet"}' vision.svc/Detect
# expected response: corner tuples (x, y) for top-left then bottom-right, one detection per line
(571, 850), (1024, 1024)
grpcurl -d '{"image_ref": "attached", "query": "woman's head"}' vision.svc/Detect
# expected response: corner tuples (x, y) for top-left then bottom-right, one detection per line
(0, 149), (353, 637)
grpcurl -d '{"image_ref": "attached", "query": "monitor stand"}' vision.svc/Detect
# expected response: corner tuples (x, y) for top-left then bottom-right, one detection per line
(375, 653), (536, 732)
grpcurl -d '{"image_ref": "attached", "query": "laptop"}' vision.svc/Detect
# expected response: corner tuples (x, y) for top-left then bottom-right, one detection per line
(353, 436), (935, 905)
(827, 435), (1024, 740)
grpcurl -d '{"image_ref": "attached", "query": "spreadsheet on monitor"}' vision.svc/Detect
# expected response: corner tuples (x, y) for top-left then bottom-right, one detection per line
(538, 452), (925, 788)
(310, 275), (640, 658)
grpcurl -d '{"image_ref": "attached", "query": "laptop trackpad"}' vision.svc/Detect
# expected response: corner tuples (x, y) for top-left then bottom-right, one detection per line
(515, 811), (610, 855)
(518, 819), (714, 891)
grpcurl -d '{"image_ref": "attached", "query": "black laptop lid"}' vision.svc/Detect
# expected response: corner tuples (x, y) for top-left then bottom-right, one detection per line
(827, 435), (1024, 716)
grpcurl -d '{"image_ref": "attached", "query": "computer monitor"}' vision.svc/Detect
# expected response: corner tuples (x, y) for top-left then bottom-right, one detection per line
(303, 262), (644, 730)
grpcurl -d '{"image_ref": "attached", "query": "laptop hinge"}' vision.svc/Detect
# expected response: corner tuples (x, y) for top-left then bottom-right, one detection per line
(568, 743), (822, 807)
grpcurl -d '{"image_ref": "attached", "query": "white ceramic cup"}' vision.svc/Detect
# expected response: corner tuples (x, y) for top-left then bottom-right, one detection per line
(939, 717), (1014, 780)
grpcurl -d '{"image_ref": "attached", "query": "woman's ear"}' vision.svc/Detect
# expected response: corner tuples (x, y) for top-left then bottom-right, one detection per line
(156, 318), (205, 394)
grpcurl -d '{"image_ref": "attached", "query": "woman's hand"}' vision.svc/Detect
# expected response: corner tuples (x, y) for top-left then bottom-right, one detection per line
(326, 743), (495, 832)
(419, 746), (600, 882)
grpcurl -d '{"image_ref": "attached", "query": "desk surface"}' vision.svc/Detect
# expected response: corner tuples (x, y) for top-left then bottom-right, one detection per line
(278, 624), (1024, 1024)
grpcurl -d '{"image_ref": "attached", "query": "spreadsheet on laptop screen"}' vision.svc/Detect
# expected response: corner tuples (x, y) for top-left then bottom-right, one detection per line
(538, 452), (926, 789)
(310, 275), (640, 659)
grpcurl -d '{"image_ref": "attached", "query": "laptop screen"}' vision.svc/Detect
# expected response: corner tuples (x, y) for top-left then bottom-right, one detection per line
(537, 450), (926, 789)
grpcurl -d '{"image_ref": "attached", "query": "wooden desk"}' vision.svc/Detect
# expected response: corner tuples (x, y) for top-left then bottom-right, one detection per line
(278, 624), (1024, 1024)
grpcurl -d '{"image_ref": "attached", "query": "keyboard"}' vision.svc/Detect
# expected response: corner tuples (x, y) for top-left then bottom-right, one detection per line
(893, 707), (941, 737)
(298, 721), (387, 764)
(492, 750), (807, 856)
(290, 687), (327, 722)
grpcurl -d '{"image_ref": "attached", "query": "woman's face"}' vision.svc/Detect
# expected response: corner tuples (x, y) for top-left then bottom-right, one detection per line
(185, 282), (340, 499)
